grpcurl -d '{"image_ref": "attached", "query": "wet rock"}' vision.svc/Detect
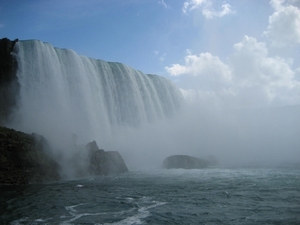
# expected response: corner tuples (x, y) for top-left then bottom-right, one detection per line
(69, 140), (128, 177)
(0, 126), (61, 185)
(85, 141), (128, 175)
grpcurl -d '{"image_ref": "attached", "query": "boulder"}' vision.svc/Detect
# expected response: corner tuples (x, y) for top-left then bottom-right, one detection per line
(85, 141), (128, 175)
(0, 126), (61, 184)
(163, 155), (210, 169)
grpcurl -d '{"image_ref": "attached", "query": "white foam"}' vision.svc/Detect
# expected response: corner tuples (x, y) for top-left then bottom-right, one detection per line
(103, 199), (167, 225)
(59, 197), (167, 225)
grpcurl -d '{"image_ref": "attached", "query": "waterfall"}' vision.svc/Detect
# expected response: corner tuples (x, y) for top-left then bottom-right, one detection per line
(11, 40), (183, 149)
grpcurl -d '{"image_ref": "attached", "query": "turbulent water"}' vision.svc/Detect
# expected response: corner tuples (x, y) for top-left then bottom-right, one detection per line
(1, 167), (299, 225)
(11, 40), (183, 148)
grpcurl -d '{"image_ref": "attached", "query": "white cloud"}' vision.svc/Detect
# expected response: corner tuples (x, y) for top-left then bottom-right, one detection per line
(166, 50), (231, 82)
(264, 0), (300, 47)
(166, 63), (189, 76)
(229, 36), (299, 106)
(182, 0), (234, 19)
(202, 3), (235, 19)
(0, 23), (4, 28)
(158, 0), (169, 8)
(288, 0), (300, 8)
(166, 36), (300, 108)
(182, 0), (206, 13)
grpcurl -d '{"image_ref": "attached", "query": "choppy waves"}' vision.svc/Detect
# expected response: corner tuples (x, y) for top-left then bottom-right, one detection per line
(2, 168), (300, 224)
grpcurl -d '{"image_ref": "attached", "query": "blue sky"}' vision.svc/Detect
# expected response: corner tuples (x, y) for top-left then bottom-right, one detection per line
(1, 0), (300, 109)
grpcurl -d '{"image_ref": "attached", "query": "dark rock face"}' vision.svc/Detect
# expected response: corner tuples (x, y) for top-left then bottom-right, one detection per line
(0, 38), (19, 125)
(0, 126), (61, 185)
(163, 155), (210, 169)
(0, 127), (129, 184)
(86, 141), (128, 175)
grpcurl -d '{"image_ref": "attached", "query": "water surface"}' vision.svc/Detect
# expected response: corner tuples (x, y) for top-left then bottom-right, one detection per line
(1, 168), (300, 224)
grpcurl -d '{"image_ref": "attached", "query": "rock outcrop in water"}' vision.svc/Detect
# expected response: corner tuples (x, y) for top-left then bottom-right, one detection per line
(163, 155), (218, 169)
(68, 140), (129, 177)
(0, 126), (61, 185)
(85, 141), (128, 175)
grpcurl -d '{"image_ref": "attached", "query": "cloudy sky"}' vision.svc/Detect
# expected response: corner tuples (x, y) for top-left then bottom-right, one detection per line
(1, 0), (300, 109)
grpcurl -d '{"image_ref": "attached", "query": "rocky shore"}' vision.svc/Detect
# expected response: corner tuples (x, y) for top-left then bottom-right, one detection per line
(0, 126), (128, 185)
(0, 126), (60, 184)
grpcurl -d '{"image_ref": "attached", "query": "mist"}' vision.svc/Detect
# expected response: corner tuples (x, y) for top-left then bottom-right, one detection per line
(148, 0), (300, 168)
(108, 100), (300, 169)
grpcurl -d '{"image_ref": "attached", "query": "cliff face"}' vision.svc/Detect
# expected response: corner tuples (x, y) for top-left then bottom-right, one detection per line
(0, 38), (19, 125)
(0, 126), (61, 185)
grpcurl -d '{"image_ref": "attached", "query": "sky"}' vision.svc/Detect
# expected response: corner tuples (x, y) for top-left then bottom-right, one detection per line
(1, 0), (300, 109)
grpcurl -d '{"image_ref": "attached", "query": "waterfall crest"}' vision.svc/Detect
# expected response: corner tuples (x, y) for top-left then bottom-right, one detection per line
(12, 40), (183, 147)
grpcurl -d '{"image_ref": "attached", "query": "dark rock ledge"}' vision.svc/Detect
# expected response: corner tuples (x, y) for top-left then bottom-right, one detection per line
(0, 126), (128, 185)
(0, 126), (60, 185)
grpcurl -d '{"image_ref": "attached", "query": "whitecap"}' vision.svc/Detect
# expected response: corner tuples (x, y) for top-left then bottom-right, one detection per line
(10, 217), (28, 225)
(103, 199), (167, 225)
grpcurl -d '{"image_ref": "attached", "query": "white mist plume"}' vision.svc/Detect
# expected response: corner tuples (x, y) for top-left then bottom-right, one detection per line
(107, 102), (300, 168)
